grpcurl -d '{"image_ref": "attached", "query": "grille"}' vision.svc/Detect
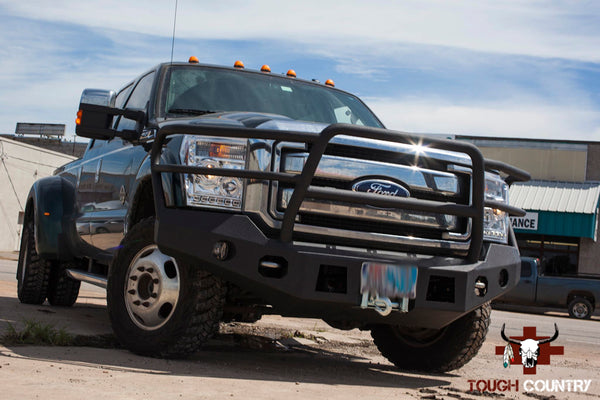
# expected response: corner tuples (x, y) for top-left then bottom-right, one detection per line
(274, 142), (472, 252)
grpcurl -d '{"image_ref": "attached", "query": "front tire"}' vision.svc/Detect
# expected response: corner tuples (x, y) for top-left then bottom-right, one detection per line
(17, 215), (51, 304)
(371, 303), (491, 372)
(107, 217), (225, 358)
(568, 298), (593, 319)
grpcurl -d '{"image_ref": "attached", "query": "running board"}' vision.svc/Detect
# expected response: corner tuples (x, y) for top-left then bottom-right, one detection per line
(66, 269), (107, 289)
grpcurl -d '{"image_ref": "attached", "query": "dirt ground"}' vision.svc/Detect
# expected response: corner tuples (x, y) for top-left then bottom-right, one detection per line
(1, 277), (599, 400)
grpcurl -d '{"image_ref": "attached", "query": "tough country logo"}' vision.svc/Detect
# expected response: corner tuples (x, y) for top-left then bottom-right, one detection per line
(496, 323), (563, 375)
(469, 323), (592, 394)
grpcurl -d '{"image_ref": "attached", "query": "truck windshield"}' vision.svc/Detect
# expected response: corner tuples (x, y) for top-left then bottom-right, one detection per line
(163, 66), (384, 128)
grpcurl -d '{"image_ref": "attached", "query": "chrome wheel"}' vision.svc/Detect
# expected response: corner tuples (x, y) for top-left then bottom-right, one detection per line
(571, 301), (590, 319)
(124, 245), (180, 330)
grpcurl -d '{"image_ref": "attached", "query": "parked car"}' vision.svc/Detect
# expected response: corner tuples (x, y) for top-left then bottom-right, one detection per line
(495, 257), (600, 319)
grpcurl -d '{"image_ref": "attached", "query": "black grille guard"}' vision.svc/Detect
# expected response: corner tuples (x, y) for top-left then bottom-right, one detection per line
(151, 122), (530, 262)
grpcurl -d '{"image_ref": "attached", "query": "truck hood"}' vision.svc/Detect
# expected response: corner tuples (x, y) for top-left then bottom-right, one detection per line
(177, 111), (329, 133)
(162, 111), (473, 167)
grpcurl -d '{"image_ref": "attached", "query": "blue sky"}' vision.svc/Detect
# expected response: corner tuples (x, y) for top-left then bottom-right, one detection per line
(1, 0), (599, 141)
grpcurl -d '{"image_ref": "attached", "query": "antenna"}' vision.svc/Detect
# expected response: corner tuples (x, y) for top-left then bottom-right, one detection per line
(170, 0), (178, 64)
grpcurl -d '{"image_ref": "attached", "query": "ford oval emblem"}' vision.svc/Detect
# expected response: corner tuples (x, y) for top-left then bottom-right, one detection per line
(352, 179), (410, 198)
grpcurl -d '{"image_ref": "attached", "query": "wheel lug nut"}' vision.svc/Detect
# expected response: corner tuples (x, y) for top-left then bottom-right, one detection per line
(133, 300), (141, 306)
(153, 279), (159, 284)
(146, 268), (154, 273)
(151, 293), (158, 298)
(142, 302), (150, 307)
(128, 289), (136, 295)
(129, 276), (138, 281)
(137, 266), (145, 272)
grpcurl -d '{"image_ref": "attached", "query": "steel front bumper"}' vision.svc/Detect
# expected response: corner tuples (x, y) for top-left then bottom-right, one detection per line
(156, 208), (521, 329)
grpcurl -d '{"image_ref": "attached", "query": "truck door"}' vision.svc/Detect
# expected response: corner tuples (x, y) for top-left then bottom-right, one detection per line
(89, 138), (130, 252)
(75, 139), (107, 246)
(90, 71), (155, 253)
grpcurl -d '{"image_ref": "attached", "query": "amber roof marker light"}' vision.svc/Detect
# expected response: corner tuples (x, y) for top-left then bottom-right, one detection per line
(325, 79), (335, 87)
(188, 56), (199, 64)
(234, 60), (245, 69)
(261, 65), (271, 73)
(286, 69), (296, 78)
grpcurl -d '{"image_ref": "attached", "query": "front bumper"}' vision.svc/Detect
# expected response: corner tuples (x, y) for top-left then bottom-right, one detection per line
(157, 208), (521, 329)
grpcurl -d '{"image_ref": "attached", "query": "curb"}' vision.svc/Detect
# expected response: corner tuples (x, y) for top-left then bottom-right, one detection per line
(0, 252), (18, 261)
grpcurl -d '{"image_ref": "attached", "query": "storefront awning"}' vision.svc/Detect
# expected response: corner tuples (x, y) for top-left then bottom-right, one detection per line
(509, 180), (600, 239)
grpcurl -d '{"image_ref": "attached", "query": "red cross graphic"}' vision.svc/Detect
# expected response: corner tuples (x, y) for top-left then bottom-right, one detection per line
(495, 326), (564, 375)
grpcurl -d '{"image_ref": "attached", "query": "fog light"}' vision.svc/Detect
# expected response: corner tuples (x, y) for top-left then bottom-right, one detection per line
(213, 241), (230, 261)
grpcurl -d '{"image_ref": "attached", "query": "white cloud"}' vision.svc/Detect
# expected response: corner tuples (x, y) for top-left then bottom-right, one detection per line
(2, 0), (600, 63)
(367, 97), (600, 140)
(0, 1), (599, 141)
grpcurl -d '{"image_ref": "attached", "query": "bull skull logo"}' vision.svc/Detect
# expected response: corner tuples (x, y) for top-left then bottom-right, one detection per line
(501, 323), (559, 368)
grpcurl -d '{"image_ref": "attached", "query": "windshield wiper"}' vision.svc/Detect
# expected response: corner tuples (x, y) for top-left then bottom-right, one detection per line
(168, 108), (220, 116)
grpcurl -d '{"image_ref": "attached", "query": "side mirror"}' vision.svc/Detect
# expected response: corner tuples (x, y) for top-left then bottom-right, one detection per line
(75, 89), (118, 140)
(75, 89), (146, 141)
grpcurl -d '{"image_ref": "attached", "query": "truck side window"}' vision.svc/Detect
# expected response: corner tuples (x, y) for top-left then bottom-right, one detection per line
(116, 71), (155, 132)
(520, 261), (532, 277)
(115, 83), (134, 109)
(111, 83), (134, 129)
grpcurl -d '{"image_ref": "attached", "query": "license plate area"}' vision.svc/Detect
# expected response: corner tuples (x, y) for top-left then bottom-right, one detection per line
(360, 263), (418, 299)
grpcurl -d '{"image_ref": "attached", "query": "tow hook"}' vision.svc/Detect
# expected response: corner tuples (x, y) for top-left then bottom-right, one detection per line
(360, 293), (409, 316)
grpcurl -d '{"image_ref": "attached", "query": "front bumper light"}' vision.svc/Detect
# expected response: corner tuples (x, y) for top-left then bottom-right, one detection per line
(179, 136), (247, 210)
(483, 173), (509, 244)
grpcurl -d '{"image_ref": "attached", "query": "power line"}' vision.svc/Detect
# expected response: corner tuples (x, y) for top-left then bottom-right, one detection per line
(0, 144), (24, 211)
(7, 154), (59, 169)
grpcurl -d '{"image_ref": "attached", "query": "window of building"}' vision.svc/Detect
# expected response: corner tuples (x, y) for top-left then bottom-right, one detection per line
(516, 234), (579, 276)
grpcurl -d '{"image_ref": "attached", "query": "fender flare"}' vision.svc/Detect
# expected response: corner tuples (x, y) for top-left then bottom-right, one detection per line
(126, 148), (180, 232)
(126, 155), (152, 232)
(26, 176), (77, 260)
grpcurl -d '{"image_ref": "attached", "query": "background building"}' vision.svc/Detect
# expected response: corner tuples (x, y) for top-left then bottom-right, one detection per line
(460, 137), (600, 276)
(0, 136), (78, 251)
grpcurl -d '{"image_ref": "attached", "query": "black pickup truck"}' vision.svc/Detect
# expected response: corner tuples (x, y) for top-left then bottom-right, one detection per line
(496, 257), (599, 319)
(17, 58), (529, 372)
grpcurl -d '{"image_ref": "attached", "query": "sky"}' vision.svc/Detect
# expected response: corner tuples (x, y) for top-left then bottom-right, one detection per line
(1, 0), (599, 141)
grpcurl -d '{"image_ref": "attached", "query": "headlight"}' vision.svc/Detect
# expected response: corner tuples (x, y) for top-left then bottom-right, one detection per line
(483, 173), (509, 244)
(180, 136), (247, 210)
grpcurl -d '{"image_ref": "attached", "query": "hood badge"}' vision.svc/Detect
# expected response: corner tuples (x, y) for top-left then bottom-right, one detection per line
(352, 179), (410, 199)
